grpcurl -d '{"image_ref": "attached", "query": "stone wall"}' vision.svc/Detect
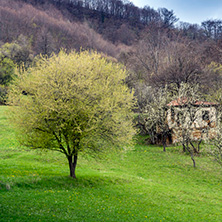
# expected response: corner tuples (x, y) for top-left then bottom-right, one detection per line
(166, 106), (217, 143)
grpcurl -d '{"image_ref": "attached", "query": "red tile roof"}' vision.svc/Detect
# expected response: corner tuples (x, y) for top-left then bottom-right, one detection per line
(167, 97), (218, 107)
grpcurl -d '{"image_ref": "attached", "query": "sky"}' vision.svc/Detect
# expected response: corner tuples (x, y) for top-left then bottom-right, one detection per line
(131, 0), (222, 25)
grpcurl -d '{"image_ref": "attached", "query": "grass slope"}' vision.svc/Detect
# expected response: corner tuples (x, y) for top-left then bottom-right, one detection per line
(0, 106), (222, 221)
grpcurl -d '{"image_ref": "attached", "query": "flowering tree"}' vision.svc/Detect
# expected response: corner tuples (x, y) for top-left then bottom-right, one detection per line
(8, 50), (136, 178)
(139, 86), (171, 151)
(170, 83), (209, 167)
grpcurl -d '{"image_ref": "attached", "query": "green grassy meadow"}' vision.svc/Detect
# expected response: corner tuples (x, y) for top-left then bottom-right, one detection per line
(0, 105), (222, 221)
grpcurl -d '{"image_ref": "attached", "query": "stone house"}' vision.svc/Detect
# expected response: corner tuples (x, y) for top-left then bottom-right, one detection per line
(166, 98), (218, 143)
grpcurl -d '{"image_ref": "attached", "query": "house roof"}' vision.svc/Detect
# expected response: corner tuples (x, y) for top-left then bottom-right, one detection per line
(167, 97), (218, 107)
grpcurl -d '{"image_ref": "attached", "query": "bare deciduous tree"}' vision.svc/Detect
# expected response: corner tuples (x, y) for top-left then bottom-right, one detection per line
(169, 83), (208, 167)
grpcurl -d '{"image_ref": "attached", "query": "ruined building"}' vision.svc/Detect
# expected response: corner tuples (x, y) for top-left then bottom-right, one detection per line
(166, 98), (218, 143)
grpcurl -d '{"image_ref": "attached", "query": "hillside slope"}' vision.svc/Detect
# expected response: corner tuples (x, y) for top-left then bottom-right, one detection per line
(0, 0), (119, 57)
(0, 106), (222, 221)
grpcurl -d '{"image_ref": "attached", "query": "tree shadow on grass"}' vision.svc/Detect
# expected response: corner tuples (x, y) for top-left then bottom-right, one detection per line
(1, 173), (131, 191)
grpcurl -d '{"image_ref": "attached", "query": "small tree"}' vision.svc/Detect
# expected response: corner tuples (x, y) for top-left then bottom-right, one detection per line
(206, 110), (222, 167)
(0, 57), (15, 86)
(8, 50), (136, 178)
(207, 128), (222, 167)
(0, 51), (15, 104)
(140, 86), (171, 151)
(0, 36), (32, 67)
(171, 83), (205, 167)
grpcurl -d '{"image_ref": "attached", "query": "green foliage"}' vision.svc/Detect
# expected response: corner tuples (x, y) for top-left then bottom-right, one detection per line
(0, 35), (32, 67)
(0, 85), (8, 105)
(0, 35), (33, 104)
(7, 50), (136, 177)
(0, 42), (21, 60)
(0, 56), (15, 104)
(0, 57), (15, 85)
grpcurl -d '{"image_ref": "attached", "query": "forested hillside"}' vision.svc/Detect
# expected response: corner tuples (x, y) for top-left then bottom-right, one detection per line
(1, 0), (222, 58)
(1, 0), (222, 107)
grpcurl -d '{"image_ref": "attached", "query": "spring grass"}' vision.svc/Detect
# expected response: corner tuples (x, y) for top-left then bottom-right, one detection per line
(0, 105), (222, 222)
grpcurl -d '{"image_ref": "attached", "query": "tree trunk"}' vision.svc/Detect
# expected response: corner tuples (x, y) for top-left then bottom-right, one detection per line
(162, 135), (166, 152)
(197, 140), (202, 152)
(185, 143), (196, 168)
(190, 142), (199, 154)
(190, 152), (196, 168)
(68, 154), (78, 179)
(163, 143), (166, 152)
(182, 142), (186, 152)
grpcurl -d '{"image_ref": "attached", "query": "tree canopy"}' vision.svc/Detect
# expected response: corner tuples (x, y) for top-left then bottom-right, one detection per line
(8, 50), (136, 178)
